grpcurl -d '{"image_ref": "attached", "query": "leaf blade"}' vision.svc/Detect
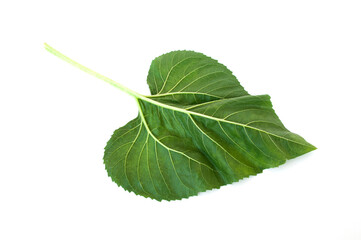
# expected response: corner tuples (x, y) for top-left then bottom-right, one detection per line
(104, 50), (316, 201)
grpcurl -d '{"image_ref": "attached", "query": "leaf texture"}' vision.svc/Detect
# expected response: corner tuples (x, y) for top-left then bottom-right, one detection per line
(104, 51), (316, 201)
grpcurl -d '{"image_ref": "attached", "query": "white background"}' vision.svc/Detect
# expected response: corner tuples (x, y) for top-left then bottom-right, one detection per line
(1, 1), (360, 239)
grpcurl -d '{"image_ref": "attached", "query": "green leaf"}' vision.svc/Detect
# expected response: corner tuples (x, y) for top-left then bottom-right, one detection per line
(45, 45), (316, 201)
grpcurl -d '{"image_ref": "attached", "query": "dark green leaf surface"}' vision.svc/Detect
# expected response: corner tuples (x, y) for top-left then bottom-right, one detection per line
(104, 51), (316, 201)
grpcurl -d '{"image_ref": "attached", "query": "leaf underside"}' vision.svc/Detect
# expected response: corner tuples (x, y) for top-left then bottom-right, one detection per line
(104, 51), (316, 201)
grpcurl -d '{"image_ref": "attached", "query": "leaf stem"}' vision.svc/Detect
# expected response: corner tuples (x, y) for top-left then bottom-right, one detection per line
(44, 43), (143, 99)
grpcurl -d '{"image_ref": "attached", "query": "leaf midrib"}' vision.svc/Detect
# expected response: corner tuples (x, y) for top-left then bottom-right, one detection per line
(137, 94), (312, 148)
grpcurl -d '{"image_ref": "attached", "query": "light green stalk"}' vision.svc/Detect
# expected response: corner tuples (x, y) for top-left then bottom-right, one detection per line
(44, 43), (143, 99)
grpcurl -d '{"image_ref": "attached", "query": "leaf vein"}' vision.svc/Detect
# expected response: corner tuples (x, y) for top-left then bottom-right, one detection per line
(164, 63), (215, 93)
(159, 56), (201, 93)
